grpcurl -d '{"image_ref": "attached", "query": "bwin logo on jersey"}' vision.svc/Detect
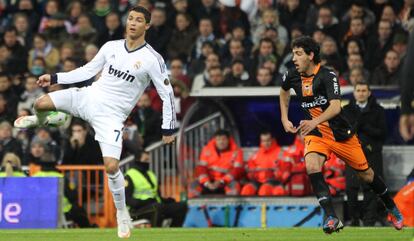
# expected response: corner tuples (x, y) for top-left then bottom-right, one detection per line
(108, 65), (135, 82)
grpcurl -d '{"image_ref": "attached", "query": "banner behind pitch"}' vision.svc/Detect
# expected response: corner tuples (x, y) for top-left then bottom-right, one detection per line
(0, 177), (60, 229)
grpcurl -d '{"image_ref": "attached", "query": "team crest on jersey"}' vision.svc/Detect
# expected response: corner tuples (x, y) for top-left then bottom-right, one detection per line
(134, 61), (142, 69)
(302, 83), (313, 96)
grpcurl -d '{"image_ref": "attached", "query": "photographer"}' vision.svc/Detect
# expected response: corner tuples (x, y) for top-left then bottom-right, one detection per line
(62, 119), (102, 165)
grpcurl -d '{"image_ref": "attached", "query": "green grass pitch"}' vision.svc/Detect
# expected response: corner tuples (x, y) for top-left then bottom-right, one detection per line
(0, 227), (412, 241)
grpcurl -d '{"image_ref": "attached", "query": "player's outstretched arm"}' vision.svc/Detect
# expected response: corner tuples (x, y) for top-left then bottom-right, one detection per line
(37, 74), (51, 87)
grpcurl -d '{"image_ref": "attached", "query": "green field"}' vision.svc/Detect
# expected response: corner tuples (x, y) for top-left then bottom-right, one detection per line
(0, 228), (413, 241)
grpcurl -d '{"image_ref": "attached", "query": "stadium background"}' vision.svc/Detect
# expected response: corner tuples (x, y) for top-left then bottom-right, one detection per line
(0, 0), (413, 239)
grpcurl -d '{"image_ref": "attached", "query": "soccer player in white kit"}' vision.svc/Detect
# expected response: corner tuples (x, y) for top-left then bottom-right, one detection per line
(14, 6), (176, 238)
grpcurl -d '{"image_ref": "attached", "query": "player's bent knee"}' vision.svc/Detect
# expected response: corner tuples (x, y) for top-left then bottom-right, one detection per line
(305, 155), (324, 174)
(34, 94), (55, 111)
(104, 157), (119, 174)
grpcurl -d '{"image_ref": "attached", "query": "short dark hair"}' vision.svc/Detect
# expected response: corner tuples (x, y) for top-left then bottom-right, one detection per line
(129, 6), (151, 23)
(291, 36), (321, 64)
(354, 80), (370, 91)
(260, 130), (272, 137)
(214, 129), (230, 138)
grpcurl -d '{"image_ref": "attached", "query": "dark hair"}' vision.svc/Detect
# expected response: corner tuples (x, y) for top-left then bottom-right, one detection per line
(260, 130), (272, 137)
(291, 36), (321, 64)
(354, 80), (370, 91)
(214, 129), (230, 137)
(208, 65), (222, 74)
(129, 6), (151, 23)
(0, 72), (9, 80)
(71, 119), (87, 130)
(4, 26), (17, 35)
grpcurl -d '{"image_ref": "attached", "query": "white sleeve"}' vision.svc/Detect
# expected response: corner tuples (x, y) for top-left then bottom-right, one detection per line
(148, 57), (177, 135)
(54, 43), (108, 84)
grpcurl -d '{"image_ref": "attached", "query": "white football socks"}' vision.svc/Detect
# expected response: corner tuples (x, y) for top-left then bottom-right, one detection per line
(107, 170), (126, 211)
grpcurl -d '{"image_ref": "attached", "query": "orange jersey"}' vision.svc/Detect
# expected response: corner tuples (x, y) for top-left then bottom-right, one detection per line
(282, 65), (353, 141)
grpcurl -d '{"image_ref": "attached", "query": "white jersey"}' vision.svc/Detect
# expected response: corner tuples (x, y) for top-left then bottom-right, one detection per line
(54, 39), (176, 133)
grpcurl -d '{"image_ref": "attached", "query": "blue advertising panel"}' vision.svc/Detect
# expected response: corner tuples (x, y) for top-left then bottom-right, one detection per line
(0, 177), (60, 229)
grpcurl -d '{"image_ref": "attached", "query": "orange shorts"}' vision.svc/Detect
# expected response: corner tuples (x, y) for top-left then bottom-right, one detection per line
(304, 135), (369, 171)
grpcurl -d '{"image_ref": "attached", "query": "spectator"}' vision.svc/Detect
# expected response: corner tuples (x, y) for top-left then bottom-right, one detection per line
(0, 43), (22, 76)
(129, 92), (162, 148)
(12, 13), (33, 49)
(125, 152), (188, 227)
(344, 37), (365, 58)
(218, 1), (250, 40)
(167, 0), (189, 29)
(348, 67), (365, 86)
(169, 57), (191, 88)
(0, 73), (18, 117)
(278, 0), (307, 32)
(365, 20), (394, 70)
(90, 0), (112, 34)
(0, 121), (22, 161)
(252, 9), (288, 47)
(171, 78), (194, 126)
(38, 0), (70, 45)
(370, 49), (401, 86)
(205, 66), (231, 87)
(62, 120), (103, 165)
(221, 39), (249, 70)
(241, 131), (284, 196)
(391, 31), (409, 60)
(341, 0), (376, 30)
(14, 0), (41, 32)
(28, 33), (59, 72)
(262, 25), (285, 57)
(56, 42), (75, 71)
(18, 75), (44, 112)
(192, 0), (221, 37)
(188, 129), (244, 198)
(342, 81), (387, 226)
(65, 0), (85, 34)
(192, 52), (220, 91)
(252, 67), (275, 87)
(250, 37), (278, 79)
(223, 59), (250, 86)
(146, 7), (172, 59)
(32, 127), (60, 160)
(228, 24), (253, 56)
(342, 53), (370, 85)
(313, 5), (341, 43)
(29, 57), (46, 77)
(167, 13), (198, 61)
(3, 26), (28, 67)
(320, 36), (345, 73)
(192, 18), (217, 60)
(96, 12), (124, 47)
(188, 41), (216, 79)
(72, 14), (98, 52)
(0, 152), (25, 177)
(342, 17), (369, 48)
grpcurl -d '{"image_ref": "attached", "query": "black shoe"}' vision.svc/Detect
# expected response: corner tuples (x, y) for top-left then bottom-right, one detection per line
(323, 216), (344, 234)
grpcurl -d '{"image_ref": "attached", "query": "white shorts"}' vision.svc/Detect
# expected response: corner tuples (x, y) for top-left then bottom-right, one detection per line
(49, 87), (124, 159)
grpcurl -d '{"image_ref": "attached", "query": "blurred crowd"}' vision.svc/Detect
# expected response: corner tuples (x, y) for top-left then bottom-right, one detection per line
(0, 0), (413, 169)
